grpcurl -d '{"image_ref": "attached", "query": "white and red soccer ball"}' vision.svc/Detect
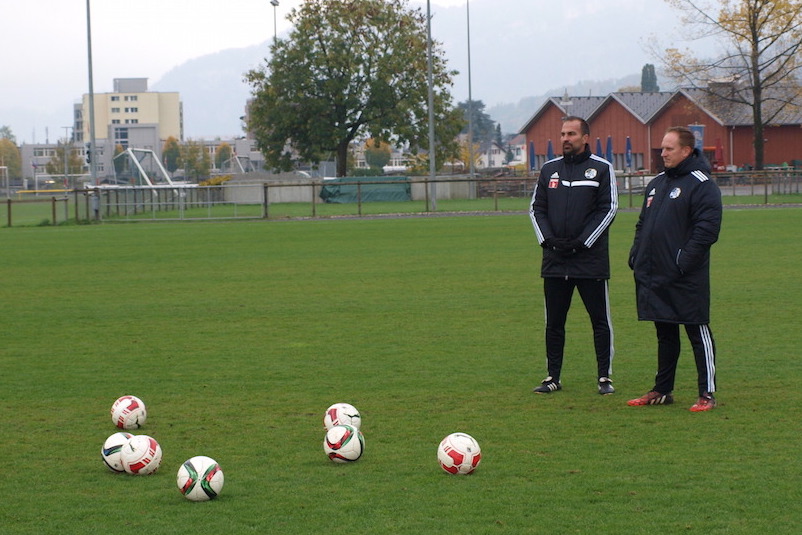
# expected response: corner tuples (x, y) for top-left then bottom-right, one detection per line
(437, 432), (481, 475)
(323, 403), (361, 430)
(177, 456), (225, 501)
(120, 434), (163, 475)
(323, 424), (364, 463)
(111, 395), (147, 430)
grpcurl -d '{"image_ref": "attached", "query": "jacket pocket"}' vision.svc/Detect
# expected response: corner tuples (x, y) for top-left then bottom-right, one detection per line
(674, 249), (685, 275)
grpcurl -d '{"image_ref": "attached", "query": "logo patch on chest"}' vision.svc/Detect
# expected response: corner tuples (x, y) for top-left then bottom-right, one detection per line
(670, 187), (682, 199)
(584, 168), (597, 179)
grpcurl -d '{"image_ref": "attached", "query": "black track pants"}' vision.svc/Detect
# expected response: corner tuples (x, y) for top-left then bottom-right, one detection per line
(653, 322), (717, 396)
(543, 277), (614, 381)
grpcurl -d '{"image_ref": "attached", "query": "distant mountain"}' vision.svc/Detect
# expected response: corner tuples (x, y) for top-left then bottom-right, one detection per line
(151, 0), (674, 139)
(152, 43), (271, 139)
(488, 73), (643, 134)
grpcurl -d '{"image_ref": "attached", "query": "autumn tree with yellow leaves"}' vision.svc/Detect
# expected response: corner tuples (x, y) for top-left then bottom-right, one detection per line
(656, 0), (802, 169)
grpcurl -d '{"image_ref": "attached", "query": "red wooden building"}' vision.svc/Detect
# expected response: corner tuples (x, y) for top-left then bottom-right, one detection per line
(520, 89), (802, 173)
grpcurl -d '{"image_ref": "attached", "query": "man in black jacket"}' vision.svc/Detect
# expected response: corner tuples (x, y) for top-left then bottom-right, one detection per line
(529, 116), (618, 395)
(627, 126), (722, 412)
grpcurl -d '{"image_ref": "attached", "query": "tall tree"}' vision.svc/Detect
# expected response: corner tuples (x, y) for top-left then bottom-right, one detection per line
(215, 142), (233, 170)
(162, 136), (181, 173)
(0, 138), (22, 179)
(245, 0), (462, 177)
(113, 145), (127, 176)
(45, 142), (85, 178)
(457, 100), (495, 143)
(180, 140), (211, 182)
(641, 64), (660, 91)
(0, 125), (16, 144)
(364, 139), (392, 170)
(657, 0), (802, 169)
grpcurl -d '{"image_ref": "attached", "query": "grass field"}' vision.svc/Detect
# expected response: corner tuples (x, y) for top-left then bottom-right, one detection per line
(1, 208), (801, 534)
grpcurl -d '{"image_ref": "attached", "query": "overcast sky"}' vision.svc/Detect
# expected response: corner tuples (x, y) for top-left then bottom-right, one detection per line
(2, 0), (709, 144)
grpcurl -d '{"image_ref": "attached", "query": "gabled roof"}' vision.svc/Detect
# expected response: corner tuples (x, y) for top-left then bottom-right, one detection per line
(600, 92), (676, 124)
(518, 96), (606, 134)
(507, 133), (526, 146)
(679, 87), (802, 126)
(519, 88), (802, 135)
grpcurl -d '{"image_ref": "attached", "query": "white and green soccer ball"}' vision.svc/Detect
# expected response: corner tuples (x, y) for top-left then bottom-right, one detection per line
(177, 456), (225, 501)
(101, 431), (133, 472)
(323, 424), (364, 463)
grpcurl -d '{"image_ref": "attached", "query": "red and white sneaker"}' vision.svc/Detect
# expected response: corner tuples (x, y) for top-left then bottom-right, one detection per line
(690, 393), (717, 412)
(627, 391), (674, 406)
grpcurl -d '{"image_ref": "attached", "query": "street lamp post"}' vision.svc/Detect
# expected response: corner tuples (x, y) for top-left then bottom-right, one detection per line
(86, 0), (97, 184)
(467, 0), (475, 195)
(270, 0), (279, 44)
(426, 0), (436, 211)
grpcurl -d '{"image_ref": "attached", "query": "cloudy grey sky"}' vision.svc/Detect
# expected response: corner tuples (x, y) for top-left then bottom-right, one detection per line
(1, 0), (709, 143)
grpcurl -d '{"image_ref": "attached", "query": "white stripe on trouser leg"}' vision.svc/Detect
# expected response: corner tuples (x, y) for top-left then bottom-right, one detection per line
(700, 324), (716, 393)
(604, 280), (614, 376)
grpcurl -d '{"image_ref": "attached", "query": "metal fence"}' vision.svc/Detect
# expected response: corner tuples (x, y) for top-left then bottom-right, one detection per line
(2, 170), (800, 226)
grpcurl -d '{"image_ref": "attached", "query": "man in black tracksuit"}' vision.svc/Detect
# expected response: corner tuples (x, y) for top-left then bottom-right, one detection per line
(529, 116), (618, 395)
(627, 126), (722, 412)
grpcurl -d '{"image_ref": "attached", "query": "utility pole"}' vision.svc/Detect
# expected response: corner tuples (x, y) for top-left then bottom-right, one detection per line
(270, 0), (279, 44)
(426, 0), (436, 211)
(467, 0), (475, 186)
(86, 0), (97, 184)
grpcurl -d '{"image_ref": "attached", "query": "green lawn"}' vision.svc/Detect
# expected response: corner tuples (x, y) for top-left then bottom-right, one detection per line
(1, 208), (801, 534)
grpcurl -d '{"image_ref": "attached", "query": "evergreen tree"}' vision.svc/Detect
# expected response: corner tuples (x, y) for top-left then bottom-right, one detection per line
(641, 64), (660, 92)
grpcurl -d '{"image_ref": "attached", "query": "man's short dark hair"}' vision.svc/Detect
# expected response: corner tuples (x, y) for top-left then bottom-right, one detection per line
(563, 116), (590, 136)
(666, 126), (696, 149)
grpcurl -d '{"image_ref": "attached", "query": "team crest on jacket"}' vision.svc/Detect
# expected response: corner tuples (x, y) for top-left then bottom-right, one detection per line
(549, 174), (559, 188)
(584, 168), (597, 179)
(670, 187), (682, 199)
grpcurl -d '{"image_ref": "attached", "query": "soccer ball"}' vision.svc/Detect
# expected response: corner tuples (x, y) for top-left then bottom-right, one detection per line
(120, 435), (163, 475)
(437, 432), (481, 475)
(323, 403), (361, 430)
(323, 424), (364, 463)
(101, 432), (133, 473)
(111, 395), (147, 430)
(177, 456), (225, 501)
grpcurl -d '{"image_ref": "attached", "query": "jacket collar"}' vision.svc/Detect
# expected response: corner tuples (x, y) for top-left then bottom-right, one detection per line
(666, 148), (711, 178)
(563, 144), (592, 164)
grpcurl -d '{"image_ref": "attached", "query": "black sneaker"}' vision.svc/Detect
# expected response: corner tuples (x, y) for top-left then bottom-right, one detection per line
(533, 376), (562, 393)
(598, 377), (615, 395)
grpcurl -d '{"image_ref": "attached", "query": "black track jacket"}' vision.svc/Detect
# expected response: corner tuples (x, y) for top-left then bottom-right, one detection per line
(629, 149), (722, 324)
(529, 145), (618, 279)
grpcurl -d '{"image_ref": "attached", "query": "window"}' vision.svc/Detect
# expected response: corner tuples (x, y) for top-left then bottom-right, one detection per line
(129, 95), (138, 102)
(114, 127), (129, 148)
(111, 107), (120, 113)
(112, 119), (120, 124)
(111, 96), (120, 101)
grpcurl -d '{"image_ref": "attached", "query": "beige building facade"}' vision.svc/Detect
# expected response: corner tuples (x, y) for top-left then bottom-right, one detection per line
(74, 78), (182, 145)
